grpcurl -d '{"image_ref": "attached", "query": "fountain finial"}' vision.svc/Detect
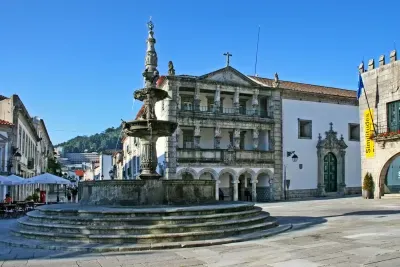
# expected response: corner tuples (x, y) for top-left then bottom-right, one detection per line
(143, 17), (159, 88)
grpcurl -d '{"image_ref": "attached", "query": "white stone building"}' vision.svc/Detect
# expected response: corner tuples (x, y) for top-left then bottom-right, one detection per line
(251, 76), (361, 199)
(120, 21), (361, 201)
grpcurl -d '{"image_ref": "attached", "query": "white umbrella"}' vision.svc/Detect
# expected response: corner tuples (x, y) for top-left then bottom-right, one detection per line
(26, 173), (71, 204)
(26, 173), (71, 185)
(7, 174), (26, 184)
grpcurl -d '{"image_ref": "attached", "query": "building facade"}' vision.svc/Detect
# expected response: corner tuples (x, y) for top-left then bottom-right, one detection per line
(0, 95), (53, 178)
(252, 76), (361, 199)
(359, 50), (400, 198)
(120, 21), (361, 201)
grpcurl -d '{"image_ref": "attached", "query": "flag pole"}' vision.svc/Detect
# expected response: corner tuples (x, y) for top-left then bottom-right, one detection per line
(361, 69), (378, 135)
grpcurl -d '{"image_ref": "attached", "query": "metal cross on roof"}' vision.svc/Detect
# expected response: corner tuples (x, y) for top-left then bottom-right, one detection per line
(223, 52), (232, 67)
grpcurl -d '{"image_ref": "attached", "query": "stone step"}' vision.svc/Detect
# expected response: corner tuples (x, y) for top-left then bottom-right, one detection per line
(1, 222), (292, 252)
(381, 193), (400, 199)
(36, 202), (255, 218)
(18, 212), (271, 235)
(26, 207), (264, 226)
(12, 219), (278, 244)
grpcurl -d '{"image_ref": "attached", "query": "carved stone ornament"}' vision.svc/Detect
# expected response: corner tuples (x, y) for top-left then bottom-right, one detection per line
(194, 124), (201, 136)
(253, 129), (259, 139)
(234, 128), (241, 138)
(316, 122), (348, 150)
(215, 126), (221, 137)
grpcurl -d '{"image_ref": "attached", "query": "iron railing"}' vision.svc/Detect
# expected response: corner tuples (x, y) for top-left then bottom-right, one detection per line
(373, 121), (400, 139)
(176, 148), (274, 164)
(179, 106), (273, 119)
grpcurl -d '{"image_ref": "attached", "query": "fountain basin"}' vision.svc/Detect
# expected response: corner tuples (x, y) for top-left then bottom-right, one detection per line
(123, 119), (177, 138)
(79, 179), (216, 206)
(133, 87), (169, 102)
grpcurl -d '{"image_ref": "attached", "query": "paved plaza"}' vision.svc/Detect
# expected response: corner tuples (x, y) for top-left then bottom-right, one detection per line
(1, 197), (400, 266)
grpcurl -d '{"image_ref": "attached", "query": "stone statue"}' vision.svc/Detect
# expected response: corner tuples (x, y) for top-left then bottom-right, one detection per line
(194, 125), (201, 136)
(215, 126), (221, 137)
(272, 72), (280, 88)
(168, 61), (175, 76)
(253, 129), (259, 139)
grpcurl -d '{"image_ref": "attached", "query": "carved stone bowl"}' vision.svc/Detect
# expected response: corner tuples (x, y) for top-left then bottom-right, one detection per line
(123, 119), (178, 138)
(133, 87), (169, 102)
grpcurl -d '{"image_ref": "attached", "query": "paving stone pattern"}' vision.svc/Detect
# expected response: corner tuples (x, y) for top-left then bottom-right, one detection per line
(1, 197), (400, 266)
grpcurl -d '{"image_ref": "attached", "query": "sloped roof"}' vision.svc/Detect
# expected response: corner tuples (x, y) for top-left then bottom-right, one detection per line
(249, 76), (356, 98)
(0, 119), (13, 126)
(0, 95), (8, 101)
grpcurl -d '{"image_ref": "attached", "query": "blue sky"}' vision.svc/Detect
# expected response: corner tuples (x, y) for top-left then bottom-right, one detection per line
(0, 0), (398, 144)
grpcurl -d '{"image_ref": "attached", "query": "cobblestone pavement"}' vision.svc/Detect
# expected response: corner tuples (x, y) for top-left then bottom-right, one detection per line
(1, 197), (400, 267)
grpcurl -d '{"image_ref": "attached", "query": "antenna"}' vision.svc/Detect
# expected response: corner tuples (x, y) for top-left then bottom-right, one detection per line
(254, 25), (261, 76)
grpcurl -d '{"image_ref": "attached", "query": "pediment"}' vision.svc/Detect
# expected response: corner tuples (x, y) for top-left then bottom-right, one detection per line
(317, 123), (347, 150)
(198, 66), (258, 87)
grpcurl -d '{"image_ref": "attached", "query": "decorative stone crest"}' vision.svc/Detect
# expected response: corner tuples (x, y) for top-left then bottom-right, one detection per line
(316, 122), (348, 150)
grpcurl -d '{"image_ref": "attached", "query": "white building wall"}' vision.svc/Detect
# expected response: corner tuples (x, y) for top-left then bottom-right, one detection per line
(282, 99), (361, 190)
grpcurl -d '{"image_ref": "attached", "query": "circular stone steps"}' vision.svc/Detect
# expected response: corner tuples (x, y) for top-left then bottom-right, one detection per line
(8, 202), (290, 250)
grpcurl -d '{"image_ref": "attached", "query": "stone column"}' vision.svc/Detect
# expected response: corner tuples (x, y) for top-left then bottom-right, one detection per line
(317, 148), (326, 197)
(194, 83), (201, 111)
(233, 128), (241, 149)
(253, 129), (259, 150)
(251, 179), (258, 202)
(139, 134), (159, 179)
(175, 125), (181, 148)
(214, 126), (221, 149)
(215, 180), (220, 201)
(252, 89), (259, 115)
(268, 177), (274, 201)
(214, 85), (221, 113)
(339, 150), (347, 195)
(194, 124), (201, 149)
(233, 87), (240, 114)
(232, 178), (239, 201)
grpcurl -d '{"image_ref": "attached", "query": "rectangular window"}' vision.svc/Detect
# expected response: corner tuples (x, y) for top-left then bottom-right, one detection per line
(387, 100), (400, 132)
(240, 131), (246, 149)
(207, 97), (215, 112)
(181, 95), (194, 111)
(298, 119), (312, 139)
(239, 100), (247, 115)
(348, 123), (360, 141)
(182, 130), (194, 149)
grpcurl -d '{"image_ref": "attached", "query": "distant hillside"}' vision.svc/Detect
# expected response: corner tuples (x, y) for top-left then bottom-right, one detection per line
(56, 126), (123, 153)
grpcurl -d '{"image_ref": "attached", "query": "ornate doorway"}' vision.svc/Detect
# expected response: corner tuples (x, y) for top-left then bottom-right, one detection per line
(317, 123), (347, 196)
(324, 153), (337, 192)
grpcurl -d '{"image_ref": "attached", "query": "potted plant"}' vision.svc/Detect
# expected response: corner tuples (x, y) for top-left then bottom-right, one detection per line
(362, 172), (374, 199)
(32, 192), (40, 202)
(25, 195), (33, 201)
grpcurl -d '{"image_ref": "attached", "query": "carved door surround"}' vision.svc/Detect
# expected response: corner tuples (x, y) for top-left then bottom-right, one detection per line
(316, 123), (348, 197)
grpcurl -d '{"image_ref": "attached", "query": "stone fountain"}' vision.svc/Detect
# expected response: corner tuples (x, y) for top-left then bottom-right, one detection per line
(5, 20), (288, 252)
(121, 19), (177, 180)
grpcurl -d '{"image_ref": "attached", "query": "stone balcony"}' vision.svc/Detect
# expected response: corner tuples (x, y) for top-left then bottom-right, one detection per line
(177, 148), (275, 165)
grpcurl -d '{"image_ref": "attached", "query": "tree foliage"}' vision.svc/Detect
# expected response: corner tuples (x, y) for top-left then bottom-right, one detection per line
(56, 126), (123, 153)
(47, 157), (62, 176)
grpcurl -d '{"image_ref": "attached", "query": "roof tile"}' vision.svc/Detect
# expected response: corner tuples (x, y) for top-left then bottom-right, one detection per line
(249, 76), (356, 98)
(0, 119), (13, 126)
